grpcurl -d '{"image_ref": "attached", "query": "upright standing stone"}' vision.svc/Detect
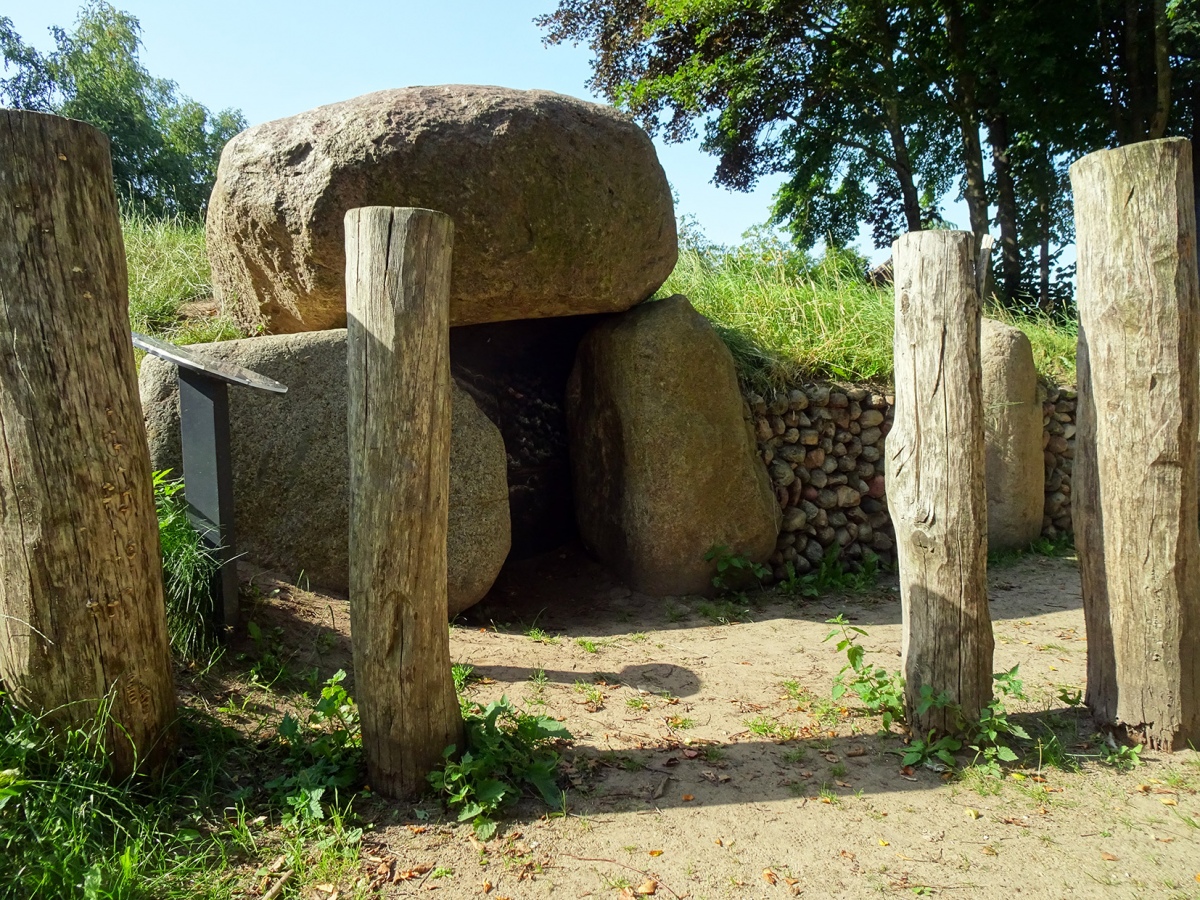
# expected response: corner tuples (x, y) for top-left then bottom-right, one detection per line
(1071, 137), (1200, 749)
(890, 231), (993, 733)
(980, 318), (1044, 553)
(0, 111), (175, 776)
(567, 296), (780, 596)
(346, 207), (463, 797)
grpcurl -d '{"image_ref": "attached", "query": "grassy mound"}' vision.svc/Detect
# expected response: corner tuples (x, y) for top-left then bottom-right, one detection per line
(121, 215), (1077, 387)
(663, 244), (1077, 390)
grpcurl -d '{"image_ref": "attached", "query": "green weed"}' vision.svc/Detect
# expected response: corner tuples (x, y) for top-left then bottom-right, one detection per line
(428, 696), (572, 840)
(266, 670), (363, 827)
(824, 614), (905, 729)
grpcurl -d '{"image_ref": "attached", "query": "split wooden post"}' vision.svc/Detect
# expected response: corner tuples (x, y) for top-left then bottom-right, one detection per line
(890, 230), (993, 734)
(346, 206), (463, 797)
(0, 110), (176, 776)
(1071, 137), (1200, 749)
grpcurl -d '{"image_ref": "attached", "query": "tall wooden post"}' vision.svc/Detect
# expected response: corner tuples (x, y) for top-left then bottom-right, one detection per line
(1071, 137), (1200, 750)
(346, 207), (463, 797)
(890, 230), (993, 734)
(0, 111), (176, 776)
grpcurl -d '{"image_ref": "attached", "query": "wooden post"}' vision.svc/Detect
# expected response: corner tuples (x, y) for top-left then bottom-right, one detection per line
(1071, 137), (1200, 749)
(346, 207), (463, 797)
(0, 110), (176, 776)
(890, 230), (993, 734)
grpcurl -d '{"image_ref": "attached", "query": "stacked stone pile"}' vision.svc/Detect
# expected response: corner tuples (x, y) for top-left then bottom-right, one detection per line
(1042, 385), (1077, 539)
(746, 385), (896, 579)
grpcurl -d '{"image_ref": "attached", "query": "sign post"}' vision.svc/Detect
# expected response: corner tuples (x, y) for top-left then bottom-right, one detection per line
(133, 332), (287, 632)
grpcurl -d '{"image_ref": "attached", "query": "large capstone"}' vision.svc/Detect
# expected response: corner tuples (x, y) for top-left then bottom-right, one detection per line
(981, 318), (1045, 553)
(139, 329), (510, 616)
(566, 295), (781, 595)
(206, 85), (677, 334)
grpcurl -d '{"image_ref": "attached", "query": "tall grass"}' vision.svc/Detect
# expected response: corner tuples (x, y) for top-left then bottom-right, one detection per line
(154, 471), (220, 661)
(664, 244), (1078, 390)
(122, 211), (242, 345)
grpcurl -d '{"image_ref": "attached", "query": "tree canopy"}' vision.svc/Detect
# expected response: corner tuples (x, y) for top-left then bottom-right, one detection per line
(539, 0), (1197, 311)
(0, 2), (245, 219)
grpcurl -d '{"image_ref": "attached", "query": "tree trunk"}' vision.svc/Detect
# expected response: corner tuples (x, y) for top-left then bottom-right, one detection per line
(1125, 0), (1146, 141)
(884, 103), (924, 234)
(987, 115), (1021, 300)
(1070, 138), (1200, 749)
(890, 230), (994, 734)
(0, 110), (176, 777)
(1149, 0), (1171, 138)
(345, 206), (463, 798)
(944, 4), (991, 250)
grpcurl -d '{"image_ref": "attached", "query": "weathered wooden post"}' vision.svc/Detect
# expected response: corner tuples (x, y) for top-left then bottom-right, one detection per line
(890, 230), (993, 733)
(0, 110), (176, 776)
(345, 206), (463, 797)
(1071, 137), (1200, 749)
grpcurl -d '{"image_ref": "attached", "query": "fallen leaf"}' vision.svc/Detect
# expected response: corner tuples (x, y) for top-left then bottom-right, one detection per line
(839, 850), (856, 860)
(900, 765), (916, 777)
(835, 780), (851, 788)
(799, 769), (813, 779)
(683, 749), (700, 759)
(480, 881), (493, 893)
(763, 869), (778, 885)
(1156, 836), (1174, 844)
(820, 796), (832, 804)
(785, 876), (800, 885)
(823, 753), (839, 763)
(1101, 852), (1117, 862)
(648, 850), (664, 857)
(846, 746), (867, 757)
(1160, 797), (1178, 806)
(965, 808), (982, 820)
(315, 885), (335, 894)
(682, 794), (695, 802)
(714, 838), (724, 847)
(407, 825), (428, 834)
(1136, 784), (1151, 793)
(981, 845), (998, 856)
(635, 879), (658, 895)
(878, 839), (890, 847)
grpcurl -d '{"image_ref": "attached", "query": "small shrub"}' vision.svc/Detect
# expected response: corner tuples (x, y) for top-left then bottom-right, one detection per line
(824, 614), (905, 729)
(266, 670), (363, 826)
(428, 696), (571, 840)
(704, 544), (769, 596)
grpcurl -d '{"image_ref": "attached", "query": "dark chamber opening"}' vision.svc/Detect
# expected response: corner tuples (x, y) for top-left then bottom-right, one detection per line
(450, 314), (602, 559)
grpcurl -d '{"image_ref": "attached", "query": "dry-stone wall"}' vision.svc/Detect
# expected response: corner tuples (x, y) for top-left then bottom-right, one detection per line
(747, 379), (1079, 580)
(1041, 384), (1077, 539)
(745, 385), (896, 579)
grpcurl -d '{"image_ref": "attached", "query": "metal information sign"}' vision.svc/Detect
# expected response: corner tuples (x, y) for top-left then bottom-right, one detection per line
(133, 332), (287, 634)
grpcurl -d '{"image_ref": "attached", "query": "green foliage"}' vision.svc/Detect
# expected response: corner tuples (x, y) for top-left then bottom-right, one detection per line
(428, 696), (572, 840)
(966, 668), (1031, 776)
(265, 671), (363, 828)
(704, 543), (769, 596)
(1094, 734), (1143, 772)
(0, 3), (246, 218)
(123, 211), (241, 345)
(154, 469), (219, 660)
(668, 245), (1078, 389)
(823, 614), (905, 729)
(783, 547), (881, 599)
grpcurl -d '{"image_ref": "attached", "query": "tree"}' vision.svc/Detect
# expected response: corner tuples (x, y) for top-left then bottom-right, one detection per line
(0, 3), (245, 219)
(539, 0), (1195, 310)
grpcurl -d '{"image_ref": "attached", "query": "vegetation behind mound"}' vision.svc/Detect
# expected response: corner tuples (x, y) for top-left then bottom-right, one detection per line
(664, 242), (1078, 391)
(123, 216), (1078, 389)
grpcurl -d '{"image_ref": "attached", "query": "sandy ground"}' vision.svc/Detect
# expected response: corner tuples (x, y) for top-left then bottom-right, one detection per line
(219, 548), (1200, 900)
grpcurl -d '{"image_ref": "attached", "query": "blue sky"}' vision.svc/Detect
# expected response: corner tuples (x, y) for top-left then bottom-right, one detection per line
(3, 0), (818, 249)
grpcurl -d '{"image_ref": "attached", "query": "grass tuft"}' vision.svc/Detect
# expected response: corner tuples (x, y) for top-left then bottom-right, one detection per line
(122, 211), (242, 346)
